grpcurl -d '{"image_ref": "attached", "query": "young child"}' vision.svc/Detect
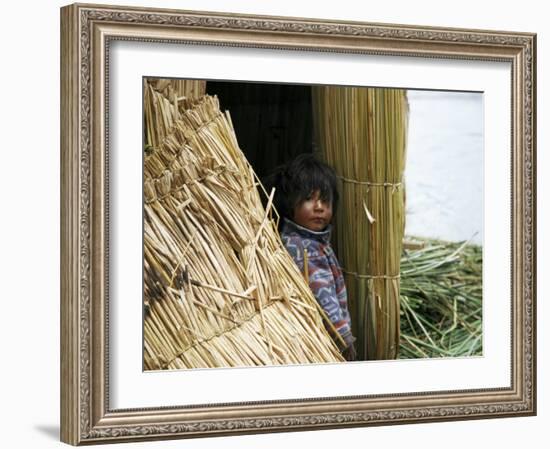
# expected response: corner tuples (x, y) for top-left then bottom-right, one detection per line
(271, 154), (356, 361)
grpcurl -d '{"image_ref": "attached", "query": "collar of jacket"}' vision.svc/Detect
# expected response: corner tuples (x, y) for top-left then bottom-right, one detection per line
(281, 218), (332, 244)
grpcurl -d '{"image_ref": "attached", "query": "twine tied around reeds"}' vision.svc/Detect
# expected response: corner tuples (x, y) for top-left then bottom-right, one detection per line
(338, 175), (404, 191)
(342, 270), (401, 280)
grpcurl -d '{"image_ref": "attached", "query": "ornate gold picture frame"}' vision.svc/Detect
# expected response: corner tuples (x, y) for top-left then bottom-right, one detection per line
(60, 3), (536, 445)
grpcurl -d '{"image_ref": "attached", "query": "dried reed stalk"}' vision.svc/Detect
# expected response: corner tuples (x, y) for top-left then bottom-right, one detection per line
(144, 78), (207, 151)
(144, 89), (343, 370)
(312, 86), (408, 360)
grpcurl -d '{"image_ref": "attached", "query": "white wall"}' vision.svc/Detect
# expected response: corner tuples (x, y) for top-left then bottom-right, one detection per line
(0, 0), (545, 447)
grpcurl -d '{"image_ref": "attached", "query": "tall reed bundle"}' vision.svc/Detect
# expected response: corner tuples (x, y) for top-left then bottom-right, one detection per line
(144, 78), (206, 151)
(312, 87), (408, 360)
(143, 92), (344, 370)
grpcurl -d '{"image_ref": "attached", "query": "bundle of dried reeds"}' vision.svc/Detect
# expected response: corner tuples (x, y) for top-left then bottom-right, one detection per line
(144, 78), (206, 151)
(312, 87), (408, 360)
(149, 78), (207, 100)
(143, 91), (344, 370)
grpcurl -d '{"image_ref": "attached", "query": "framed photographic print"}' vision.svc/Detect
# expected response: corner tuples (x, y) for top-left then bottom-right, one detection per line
(60, 3), (536, 445)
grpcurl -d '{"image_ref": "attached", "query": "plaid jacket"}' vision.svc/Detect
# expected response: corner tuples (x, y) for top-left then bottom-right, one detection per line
(281, 218), (354, 346)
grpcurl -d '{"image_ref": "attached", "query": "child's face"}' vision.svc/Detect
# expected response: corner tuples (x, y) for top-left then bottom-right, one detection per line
(293, 190), (333, 232)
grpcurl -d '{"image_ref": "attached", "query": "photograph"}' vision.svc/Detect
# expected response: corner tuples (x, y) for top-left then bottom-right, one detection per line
(142, 78), (483, 370)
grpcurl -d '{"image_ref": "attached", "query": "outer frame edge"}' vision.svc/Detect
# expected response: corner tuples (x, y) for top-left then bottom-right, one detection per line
(62, 2), (537, 444)
(60, 3), (81, 446)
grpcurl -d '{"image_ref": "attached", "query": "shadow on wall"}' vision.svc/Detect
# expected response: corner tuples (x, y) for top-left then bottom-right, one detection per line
(34, 425), (59, 441)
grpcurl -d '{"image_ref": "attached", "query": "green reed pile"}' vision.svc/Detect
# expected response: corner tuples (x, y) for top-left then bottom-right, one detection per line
(399, 237), (483, 359)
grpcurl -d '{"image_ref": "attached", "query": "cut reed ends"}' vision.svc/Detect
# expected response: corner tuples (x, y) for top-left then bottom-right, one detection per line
(144, 78), (207, 151)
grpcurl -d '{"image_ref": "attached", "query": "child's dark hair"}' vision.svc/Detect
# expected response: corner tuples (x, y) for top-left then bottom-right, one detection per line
(267, 153), (339, 222)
